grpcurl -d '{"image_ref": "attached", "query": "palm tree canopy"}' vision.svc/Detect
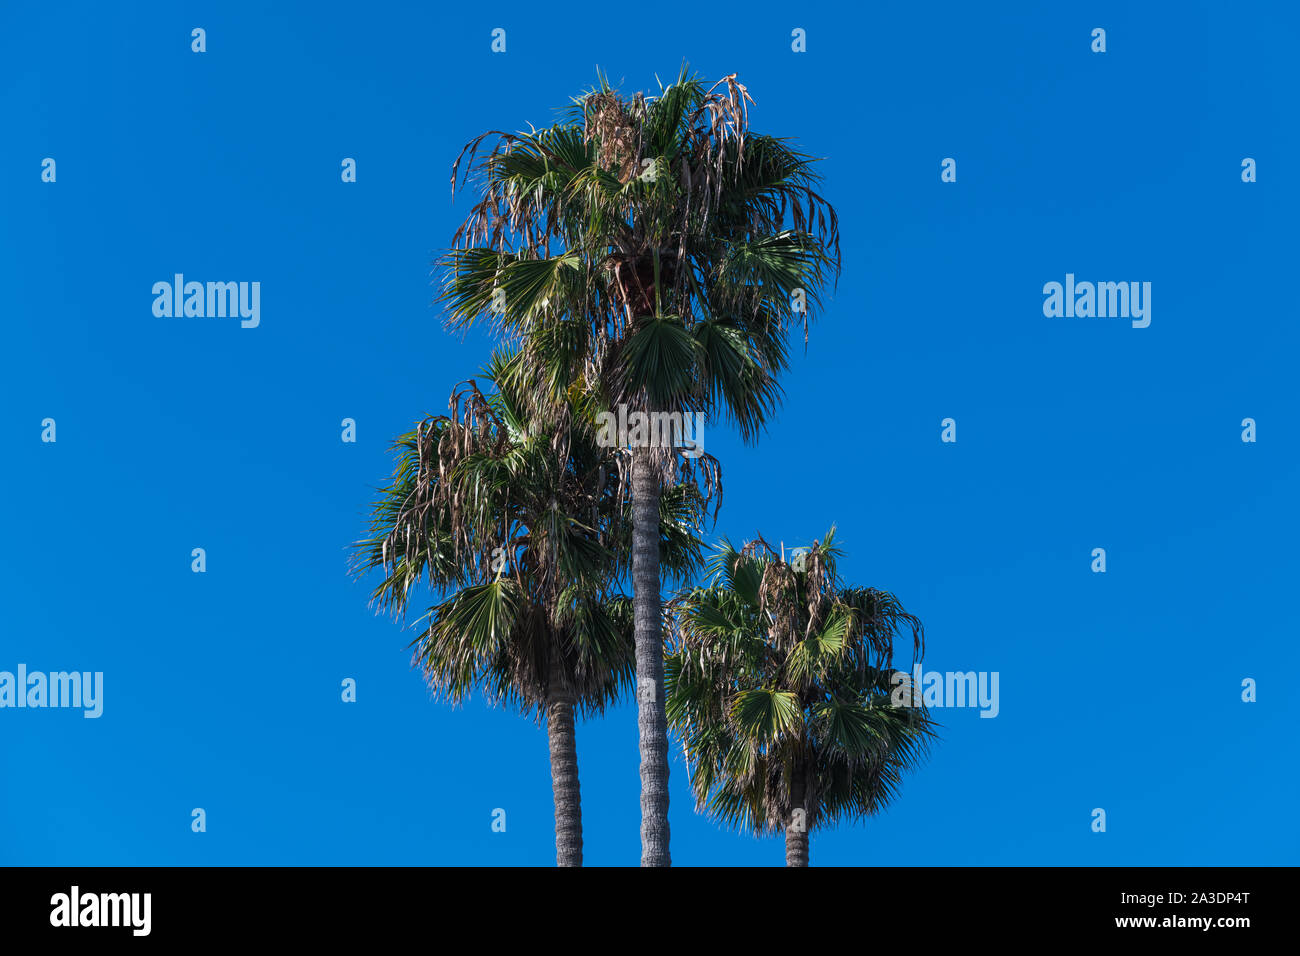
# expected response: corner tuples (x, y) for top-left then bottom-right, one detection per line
(441, 65), (840, 451)
(351, 349), (706, 719)
(666, 529), (936, 836)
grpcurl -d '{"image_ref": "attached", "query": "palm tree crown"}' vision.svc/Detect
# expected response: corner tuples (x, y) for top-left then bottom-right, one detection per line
(666, 529), (936, 866)
(355, 351), (625, 713)
(443, 65), (840, 439)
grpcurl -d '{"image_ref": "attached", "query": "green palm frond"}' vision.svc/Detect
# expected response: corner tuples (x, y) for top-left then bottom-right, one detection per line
(729, 688), (804, 742)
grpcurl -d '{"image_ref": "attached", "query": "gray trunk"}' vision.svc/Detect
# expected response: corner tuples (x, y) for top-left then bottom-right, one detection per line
(785, 764), (809, 867)
(546, 684), (582, 867)
(632, 444), (670, 866)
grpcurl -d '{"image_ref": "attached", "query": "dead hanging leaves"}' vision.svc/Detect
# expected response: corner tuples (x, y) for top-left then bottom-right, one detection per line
(582, 90), (643, 183)
(741, 534), (830, 659)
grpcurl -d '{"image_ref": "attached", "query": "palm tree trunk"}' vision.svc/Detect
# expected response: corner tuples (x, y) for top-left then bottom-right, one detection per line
(546, 683), (582, 867)
(632, 443), (670, 866)
(785, 765), (809, 867)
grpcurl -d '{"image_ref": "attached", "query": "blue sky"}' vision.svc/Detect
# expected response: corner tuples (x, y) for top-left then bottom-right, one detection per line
(2, 1), (1296, 866)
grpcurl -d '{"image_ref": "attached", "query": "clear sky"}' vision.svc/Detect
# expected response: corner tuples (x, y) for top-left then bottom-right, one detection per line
(2, 1), (1296, 866)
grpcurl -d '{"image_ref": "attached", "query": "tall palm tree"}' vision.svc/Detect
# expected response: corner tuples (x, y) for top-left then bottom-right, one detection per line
(441, 66), (840, 864)
(665, 529), (935, 866)
(352, 350), (703, 866)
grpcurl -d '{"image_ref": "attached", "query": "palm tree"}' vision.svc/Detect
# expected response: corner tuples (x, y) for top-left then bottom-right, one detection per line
(665, 529), (935, 866)
(441, 66), (840, 864)
(352, 350), (703, 866)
